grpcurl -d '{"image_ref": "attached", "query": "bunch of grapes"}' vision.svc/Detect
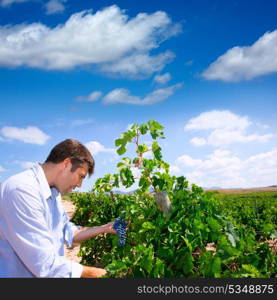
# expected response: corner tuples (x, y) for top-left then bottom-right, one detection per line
(113, 217), (128, 247)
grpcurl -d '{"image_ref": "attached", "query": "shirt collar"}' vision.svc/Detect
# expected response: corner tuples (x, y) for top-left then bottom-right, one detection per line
(31, 162), (53, 201)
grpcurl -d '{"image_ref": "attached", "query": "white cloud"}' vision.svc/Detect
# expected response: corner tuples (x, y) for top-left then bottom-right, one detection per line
(245, 149), (277, 176)
(0, 126), (50, 145)
(185, 110), (251, 131)
(176, 155), (202, 167)
(44, 0), (66, 15)
(256, 122), (270, 130)
(190, 137), (207, 146)
(169, 165), (181, 175)
(0, 5), (181, 77)
(202, 30), (277, 81)
(103, 83), (182, 105)
(175, 148), (277, 188)
(153, 72), (171, 84)
(100, 51), (175, 78)
(0, 165), (6, 172)
(0, 0), (29, 7)
(71, 119), (95, 127)
(185, 110), (273, 147)
(14, 160), (36, 169)
(75, 91), (102, 102)
(0, 0), (66, 15)
(85, 141), (115, 156)
(206, 129), (273, 146)
(176, 150), (245, 188)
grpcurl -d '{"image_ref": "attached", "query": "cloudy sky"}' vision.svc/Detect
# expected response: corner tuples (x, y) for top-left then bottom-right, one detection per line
(0, 0), (277, 191)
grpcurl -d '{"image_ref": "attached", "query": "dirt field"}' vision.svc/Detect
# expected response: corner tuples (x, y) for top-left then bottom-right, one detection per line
(207, 186), (277, 194)
(61, 199), (81, 263)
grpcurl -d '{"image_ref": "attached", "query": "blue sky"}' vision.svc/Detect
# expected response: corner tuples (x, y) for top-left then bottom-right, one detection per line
(0, 0), (277, 191)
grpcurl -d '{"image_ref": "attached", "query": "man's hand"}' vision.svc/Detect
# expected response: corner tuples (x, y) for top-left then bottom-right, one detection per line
(101, 221), (117, 234)
(101, 220), (131, 234)
(81, 266), (107, 278)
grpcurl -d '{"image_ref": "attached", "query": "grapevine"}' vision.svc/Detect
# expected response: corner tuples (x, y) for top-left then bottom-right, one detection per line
(71, 120), (277, 278)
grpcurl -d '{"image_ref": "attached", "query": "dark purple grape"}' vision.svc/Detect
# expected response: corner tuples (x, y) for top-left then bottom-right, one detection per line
(113, 217), (128, 246)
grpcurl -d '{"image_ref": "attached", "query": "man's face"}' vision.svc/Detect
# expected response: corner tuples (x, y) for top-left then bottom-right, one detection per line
(58, 160), (88, 195)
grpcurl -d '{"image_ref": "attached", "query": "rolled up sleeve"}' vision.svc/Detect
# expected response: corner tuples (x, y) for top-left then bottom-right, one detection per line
(2, 186), (83, 278)
(71, 261), (84, 278)
(63, 220), (80, 249)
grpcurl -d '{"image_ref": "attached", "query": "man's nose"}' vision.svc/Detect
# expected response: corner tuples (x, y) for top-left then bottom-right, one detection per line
(76, 181), (82, 188)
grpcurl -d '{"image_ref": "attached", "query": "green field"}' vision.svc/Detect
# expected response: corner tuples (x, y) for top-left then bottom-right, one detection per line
(69, 189), (277, 278)
(213, 191), (277, 239)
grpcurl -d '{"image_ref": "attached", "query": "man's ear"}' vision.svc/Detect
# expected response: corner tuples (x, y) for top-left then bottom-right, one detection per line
(62, 158), (72, 169)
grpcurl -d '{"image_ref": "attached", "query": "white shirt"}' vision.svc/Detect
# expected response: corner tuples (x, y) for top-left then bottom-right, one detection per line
(0, 163), (84, 277)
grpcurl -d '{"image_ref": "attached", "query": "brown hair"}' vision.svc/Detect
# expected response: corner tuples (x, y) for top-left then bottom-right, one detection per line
(45, 139), (94, 176)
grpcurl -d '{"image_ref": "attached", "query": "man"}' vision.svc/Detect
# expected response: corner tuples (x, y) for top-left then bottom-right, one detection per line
(0, 139), (116, 278)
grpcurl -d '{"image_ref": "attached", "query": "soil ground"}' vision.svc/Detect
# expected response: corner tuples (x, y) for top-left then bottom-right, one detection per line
(61, 199), (81, 263)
